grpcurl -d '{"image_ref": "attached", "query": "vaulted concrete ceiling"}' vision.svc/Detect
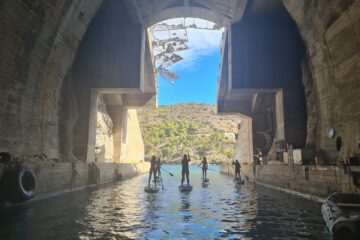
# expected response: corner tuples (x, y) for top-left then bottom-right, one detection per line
(125, 0), (247, 25)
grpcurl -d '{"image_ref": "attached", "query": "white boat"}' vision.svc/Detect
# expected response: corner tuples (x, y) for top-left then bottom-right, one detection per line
(321, 192), (360, 238)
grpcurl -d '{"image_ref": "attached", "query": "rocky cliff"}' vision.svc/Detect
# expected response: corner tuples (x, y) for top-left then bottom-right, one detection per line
(138, 103), (241, 164)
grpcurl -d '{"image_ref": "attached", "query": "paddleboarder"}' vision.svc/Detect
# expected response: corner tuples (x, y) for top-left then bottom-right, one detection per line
(148, 155), (157, 187)
(156, 157), (162, 179)
(200, 157), (208, 179)
(181, 153), (191, 187)
(233, 159), (241, 180)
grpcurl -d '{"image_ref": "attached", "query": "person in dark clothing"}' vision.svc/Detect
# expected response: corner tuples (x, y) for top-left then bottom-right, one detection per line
(233, 159), (241, 180)
(200, 157), (208, 179)
(148, 155), (157, 187)
(156, 157), (161, 179)
(181, 154), (191, 186)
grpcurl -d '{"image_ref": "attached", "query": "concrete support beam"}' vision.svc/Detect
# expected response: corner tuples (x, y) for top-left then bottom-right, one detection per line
(219, 113), (253, 165)
(275, 90), (285, 141)
(120, 109), (145, 163)
(86, 90), (100, 162)
(252, 93), (266, 114)
(107, 106), (124, 163)
(236, 116), (253, 164)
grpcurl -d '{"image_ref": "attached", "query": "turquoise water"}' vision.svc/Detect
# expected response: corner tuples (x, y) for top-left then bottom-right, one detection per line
(0, 165), (331, 239)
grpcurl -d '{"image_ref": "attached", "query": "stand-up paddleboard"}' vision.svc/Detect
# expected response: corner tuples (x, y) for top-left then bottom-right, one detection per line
(202, 178), (210, 183)
(144, 186), (160, 193)
(152, 178), (161, 183)
(179, 185), (193, 192)
(235, 178), (245, 185)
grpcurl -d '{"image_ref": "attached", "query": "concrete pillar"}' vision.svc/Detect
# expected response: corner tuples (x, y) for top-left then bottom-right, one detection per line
(86, 89), (100, 162)
(108, 106), (124, 163)
(275, 90), (285, 141)
(248, 117), (253, 164)
(227, 26), (232, 95)
(235, 116), (253, 164)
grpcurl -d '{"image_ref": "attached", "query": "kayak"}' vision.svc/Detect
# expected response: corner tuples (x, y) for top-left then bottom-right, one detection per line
(144, 186), (160, 193)
(179, 185), (193, 192)
(321, 192), (360, 237)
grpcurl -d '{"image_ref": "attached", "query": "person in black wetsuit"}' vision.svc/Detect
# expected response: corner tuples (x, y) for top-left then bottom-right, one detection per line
(156, 157), (161, 179)
(148, 155), (157, 187)
(233, 159), (241, 180)
(200, 157), (208, 179)
(181, 154), (191, 186)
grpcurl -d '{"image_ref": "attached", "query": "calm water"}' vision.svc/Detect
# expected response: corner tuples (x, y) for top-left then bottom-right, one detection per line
(0, 165), (331, 240)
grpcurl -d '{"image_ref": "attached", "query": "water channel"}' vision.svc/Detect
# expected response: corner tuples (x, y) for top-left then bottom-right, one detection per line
(0, 165), (331, 239)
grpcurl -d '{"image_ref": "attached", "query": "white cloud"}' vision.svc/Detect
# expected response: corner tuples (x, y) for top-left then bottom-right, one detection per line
(170, 28), (224, 71)
(151, 18), (225, 72)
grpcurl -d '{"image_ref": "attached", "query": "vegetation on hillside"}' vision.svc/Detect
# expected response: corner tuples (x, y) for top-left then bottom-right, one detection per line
(137, 103), (240, 164)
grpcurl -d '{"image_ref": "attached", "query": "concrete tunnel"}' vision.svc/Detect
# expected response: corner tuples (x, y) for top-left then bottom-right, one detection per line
(0, 0), (359, 210)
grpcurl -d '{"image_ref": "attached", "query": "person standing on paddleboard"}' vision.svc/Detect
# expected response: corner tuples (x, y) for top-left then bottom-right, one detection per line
(156, 157), (162, 179)
(148, 155), (157, 187)
(200, 157), (208, 179)
(233, 159), (241, 180)
(181, 153), (191, 187)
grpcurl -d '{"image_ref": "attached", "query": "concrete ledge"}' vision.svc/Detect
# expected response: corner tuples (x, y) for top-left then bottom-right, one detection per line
(220, 163), (360, 199)
(0, 161), (149, 204)
(255, 181), (324, 202)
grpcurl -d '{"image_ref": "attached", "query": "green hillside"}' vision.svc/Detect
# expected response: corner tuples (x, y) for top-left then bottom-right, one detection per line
(137, 103), (240, 164)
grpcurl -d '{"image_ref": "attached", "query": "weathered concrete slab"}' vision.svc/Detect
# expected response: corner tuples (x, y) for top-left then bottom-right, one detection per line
(221, 163), (360, 199)
(0, 161), (149, 204)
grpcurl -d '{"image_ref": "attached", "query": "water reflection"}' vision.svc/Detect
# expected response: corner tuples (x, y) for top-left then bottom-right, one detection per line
(0, 165), (331, 240)
(180, 192), (192, 223)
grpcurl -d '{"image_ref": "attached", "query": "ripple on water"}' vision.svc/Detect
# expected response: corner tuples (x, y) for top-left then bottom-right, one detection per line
(0, 165), (332, 240)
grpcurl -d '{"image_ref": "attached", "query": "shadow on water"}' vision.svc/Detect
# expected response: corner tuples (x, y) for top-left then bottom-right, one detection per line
(0, 165), (332, 240)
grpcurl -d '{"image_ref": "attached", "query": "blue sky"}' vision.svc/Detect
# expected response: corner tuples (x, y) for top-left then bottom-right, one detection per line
(158, 50), (221, 105)
(152, 20), (224, 106)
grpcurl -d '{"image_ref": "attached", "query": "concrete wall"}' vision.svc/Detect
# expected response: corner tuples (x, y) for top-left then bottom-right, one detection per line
(230, 0), (308, 154)
(234, 117), (253, 165)
(0, 0), (103, 160)
(282, 0), (360, 160)
(83, 95), (145, 164)
(221, 162), (256, 182)
(0, 0), (152, 163)
(231, 1), (305, 90)
(72, 0), (142, 89)
(71, 0), (144, 162)
(221, 163), (360, 199)
(253, 165), (360, 198)
(0, 161), (149, 203)
(120, 109), (145, 163)
(220, 0), (360, 163)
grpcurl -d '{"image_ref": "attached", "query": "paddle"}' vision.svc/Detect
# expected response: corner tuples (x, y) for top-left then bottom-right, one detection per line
(160, 167), (174, 177)
(159, 170), (165, 190)
(240, 169), (250, 181)
(207, 168), (218, 172)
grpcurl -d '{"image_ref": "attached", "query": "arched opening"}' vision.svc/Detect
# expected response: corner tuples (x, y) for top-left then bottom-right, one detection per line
(140, 17), (244, 163)
(58, 0), (310, 167)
